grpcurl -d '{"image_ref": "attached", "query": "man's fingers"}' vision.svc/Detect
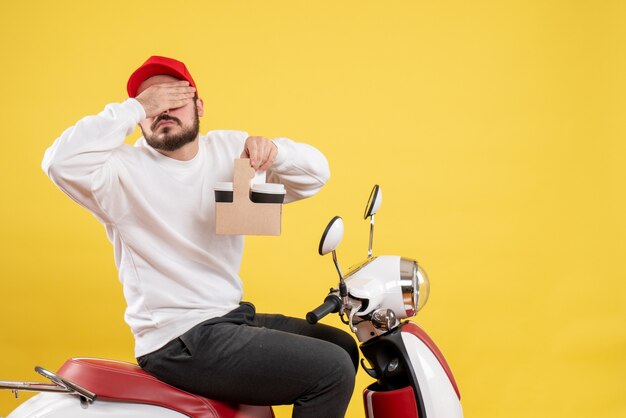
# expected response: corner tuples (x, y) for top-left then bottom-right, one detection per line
(155, 80), (191, 87)
(152, 84), (195, 98)
(149, 82), (194, 96)
(259, 144), (277, 172)
(168, 92), (196, 104)
(242, 137), (277, 171)
(246, 140), (259, 167)
(256, 141), (274, 170)
(136, 82), (196, 117)
(168, 86), (196, 93)
(169, 98), (194, 109)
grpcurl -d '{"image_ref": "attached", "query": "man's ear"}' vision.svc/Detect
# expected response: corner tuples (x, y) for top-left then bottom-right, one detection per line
(196, 97), (205, 117)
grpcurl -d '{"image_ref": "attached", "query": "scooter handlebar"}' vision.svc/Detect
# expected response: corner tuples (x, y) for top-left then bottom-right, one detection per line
(306, 295), (342, 324)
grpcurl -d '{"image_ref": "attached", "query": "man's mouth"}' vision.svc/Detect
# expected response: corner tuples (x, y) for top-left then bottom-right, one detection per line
(152, 116), (181, 131)
(156, 120), (175, 128)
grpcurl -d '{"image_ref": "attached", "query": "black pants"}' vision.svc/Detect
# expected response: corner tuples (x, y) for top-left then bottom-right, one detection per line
(137, 303), (359, 418)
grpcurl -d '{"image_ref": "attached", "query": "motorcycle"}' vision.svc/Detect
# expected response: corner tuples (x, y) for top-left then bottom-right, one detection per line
(1, 185), (462, 418)
(307, 185), (463, 417)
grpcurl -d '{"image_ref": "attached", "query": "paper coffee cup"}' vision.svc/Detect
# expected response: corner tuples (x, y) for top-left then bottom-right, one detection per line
(214, 182), (233, 202)
(250, 183), (285, 204)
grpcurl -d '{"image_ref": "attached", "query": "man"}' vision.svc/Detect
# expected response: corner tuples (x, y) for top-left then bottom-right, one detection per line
(43, 56), (358, 418)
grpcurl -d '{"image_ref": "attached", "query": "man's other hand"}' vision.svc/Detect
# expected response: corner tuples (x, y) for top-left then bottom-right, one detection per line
(135, 81), (196, 118)
(241, 136), (278, 171)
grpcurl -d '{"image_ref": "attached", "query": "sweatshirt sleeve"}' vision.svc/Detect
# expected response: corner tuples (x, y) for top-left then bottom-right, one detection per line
(267, 137), (331, 203)
(42, 99), (146, 221)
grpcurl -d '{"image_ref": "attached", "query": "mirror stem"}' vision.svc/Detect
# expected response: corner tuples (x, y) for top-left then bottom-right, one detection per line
(331, 250), (347, 298)
(367, 214), (375, 258)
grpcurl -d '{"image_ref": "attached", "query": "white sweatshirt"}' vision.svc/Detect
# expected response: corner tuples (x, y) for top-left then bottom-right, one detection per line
(42, 98), (330, 357)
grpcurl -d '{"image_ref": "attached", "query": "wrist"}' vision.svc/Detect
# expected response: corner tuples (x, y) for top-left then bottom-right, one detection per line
(126, 98), (147, 123)
(271, 139), (287, 167)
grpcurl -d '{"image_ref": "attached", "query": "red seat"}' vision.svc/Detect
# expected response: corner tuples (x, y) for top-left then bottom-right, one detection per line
(56, 358), (274, 418)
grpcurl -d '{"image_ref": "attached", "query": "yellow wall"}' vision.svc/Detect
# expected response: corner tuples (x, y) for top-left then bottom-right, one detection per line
(1, 1), (625, 417)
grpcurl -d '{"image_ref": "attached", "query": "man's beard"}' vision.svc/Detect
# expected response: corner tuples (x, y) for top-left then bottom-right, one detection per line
(141, 107), (200, 152)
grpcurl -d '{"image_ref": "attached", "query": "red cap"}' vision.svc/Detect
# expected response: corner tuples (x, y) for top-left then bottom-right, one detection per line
(126, 56), (197, 98)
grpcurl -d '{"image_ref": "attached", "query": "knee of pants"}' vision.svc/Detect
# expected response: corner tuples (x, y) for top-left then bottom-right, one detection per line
(334, 331), (360, 371)
(326, 346), (357, 393)
(345, 337), (360, 371)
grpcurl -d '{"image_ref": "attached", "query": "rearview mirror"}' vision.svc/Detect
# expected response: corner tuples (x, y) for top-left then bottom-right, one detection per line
(318, 216), (344, 256)
(364, 185), (382, 219)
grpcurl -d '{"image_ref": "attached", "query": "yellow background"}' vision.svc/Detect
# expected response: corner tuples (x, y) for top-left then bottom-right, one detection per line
(1, 1), (624, 417)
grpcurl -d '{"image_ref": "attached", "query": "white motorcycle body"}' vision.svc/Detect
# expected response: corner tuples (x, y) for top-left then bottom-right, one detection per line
(400, 327), (463, 418)
(8, 392), (186, 418)
(360, 322), (462, 418)
(8, 393), (271, 418)
(341, 255), (463, 418)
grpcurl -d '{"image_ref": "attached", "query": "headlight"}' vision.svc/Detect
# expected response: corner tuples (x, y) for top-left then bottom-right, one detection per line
(416, 264), (430, 311)
(400, 258), (430, 317)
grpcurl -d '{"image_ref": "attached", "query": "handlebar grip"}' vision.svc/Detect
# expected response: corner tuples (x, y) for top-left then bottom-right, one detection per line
(306, 295), (342, 324)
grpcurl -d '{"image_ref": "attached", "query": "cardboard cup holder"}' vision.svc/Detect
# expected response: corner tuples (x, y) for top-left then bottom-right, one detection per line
(215, 159), (283, 235)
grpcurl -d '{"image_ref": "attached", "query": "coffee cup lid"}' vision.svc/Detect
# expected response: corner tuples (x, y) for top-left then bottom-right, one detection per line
(251, 183), (285, 194)
(214, 182), (233, 191)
